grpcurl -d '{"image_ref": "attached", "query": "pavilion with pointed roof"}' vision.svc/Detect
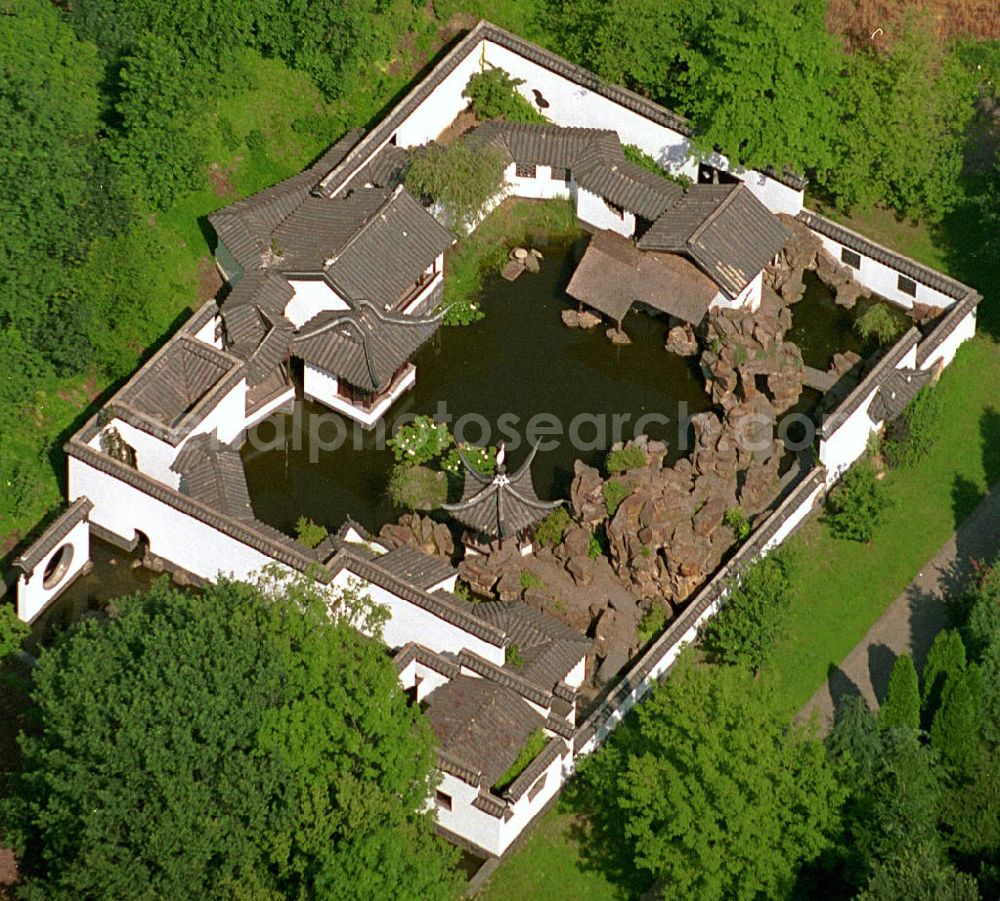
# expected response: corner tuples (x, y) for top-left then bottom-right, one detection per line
(443, 444), (560, 547)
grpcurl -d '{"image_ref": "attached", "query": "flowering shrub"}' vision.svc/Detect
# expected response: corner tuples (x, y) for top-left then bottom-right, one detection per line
(388, 416), (453, 465)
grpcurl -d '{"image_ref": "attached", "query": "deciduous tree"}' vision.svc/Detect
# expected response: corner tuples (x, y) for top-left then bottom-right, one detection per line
(5, 576), (459, 899)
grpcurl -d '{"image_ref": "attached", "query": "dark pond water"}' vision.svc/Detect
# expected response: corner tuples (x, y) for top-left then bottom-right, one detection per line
(243, 237), (713, 535)
(25, 538), (165, 650)
(788, 271), (911, 371)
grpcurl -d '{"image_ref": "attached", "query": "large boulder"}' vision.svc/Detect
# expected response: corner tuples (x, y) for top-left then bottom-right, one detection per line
(665, 323), (698, 356)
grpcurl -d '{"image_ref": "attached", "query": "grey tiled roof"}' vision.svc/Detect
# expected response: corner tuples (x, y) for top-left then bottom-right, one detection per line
(424, 674), (545, 787)
(796, 210), (973, 302)
(639, 184), (790, 297)
(170, 434), (255, 521)
(573, 151), (682, 221)
(375, 544), (457, 590)
(867, 367), (935, 423)
(393, 642), (462, 679)
(292, 301), (441, 392)
(323, 188), (454, 305)
(110, 335), (244, 443)
(243, 326), (293, 389)
(13, 497), (93, 572)
(476, 599), (590, 691)
(209, 129), (365, 272)
(443, 445), (561, 539)
(457, 649), (553, 708)
(566, 228), (718, 324)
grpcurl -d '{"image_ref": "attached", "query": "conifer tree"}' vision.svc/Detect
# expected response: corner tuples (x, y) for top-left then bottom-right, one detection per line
(880, 654), (921, 732)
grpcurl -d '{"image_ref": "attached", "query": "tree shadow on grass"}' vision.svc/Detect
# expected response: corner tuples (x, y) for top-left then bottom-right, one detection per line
(952, 474), (984, 530)
(981, 408), (1000, 489)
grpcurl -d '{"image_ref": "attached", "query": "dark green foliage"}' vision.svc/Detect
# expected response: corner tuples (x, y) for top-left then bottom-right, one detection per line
(930, 668), (983, 773)
(244, 128), (266, 153)
(0, 0), (107, 364)
(921, 629), (967, 726)
(0, 605), (29, 664)
(826, 12), (976, 220)
(854, 303), (905, 346)
(704, 553), (791, 672)
(883, 386), (943, 469)
(588, 531), (603, 560)
(603, 479), (631, 517)
(605, 445), (647, 473)
(636, 603), (667, 644)
(494, 730), (547, 790)
(858, 840), (980, 901)
(404, 139), (508, 235)
(463, 68), (546, 123)
(387, 464), (448, 511)
(879, 653), (921, 732)
(724, 507), (751, 541)
(825, 461), (893, 543)
(534, 506), (572, 547)
(960, 563), (1000, 661)
(110, 34), (206, 211)
(622, 145), (693, 187)
(295, 515), (329, 549)
(6, 577), (459, 899)
(577, 655), (841, 898)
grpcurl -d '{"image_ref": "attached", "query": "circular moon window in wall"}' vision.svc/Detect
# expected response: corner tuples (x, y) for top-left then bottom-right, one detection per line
(42, 544), (74, 590)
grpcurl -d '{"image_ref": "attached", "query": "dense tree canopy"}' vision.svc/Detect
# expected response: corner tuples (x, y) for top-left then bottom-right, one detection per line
(5, 576), (459, 899)
(577, 655), (841, 899)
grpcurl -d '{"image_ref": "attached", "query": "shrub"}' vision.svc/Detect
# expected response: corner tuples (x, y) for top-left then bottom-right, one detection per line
(520, 570), (544, 591)
(637, 603), (668, 644)
(622, 144), (694, 187)
(588, 532), (603, 560)
(606, 445), (648, 473)
(882, 386), (941, 469)
(724, 507), (751, 541)
(294, 516), (328, 549)
(217, 115), (240, 152)
(245, 128), (266, 152)
(704, 553), (791, 672)
(463, 68), (546, 123)
(603, 479), (631, 517)
(494, 729), (547, 790)
(387, 464), (447, 511)
(535, 506), (572, 547)
(440, 297), (485, 326)
(854, 303), (904, 346)
(404, 139), (508, 235)
(825, 461), (893, 543)
(505, 643), (524, 667)
(388, 416), (453, 465)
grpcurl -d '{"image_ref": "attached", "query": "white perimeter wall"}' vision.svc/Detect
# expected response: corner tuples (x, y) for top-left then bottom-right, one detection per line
(68, 456), (275, 578)
(818, 343), (918, 485)
(920, 307), (977, 371)
(16, 518), (92, 623)
(482, 40), (804, 215)
(330, 569), (506, 665)
(810, 231), (958, 311)
(505, 164), (572, 201)
(396, 47), (486, 147)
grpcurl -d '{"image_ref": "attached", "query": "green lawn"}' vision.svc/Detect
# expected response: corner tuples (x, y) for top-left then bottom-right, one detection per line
(480, 809), (636, 901)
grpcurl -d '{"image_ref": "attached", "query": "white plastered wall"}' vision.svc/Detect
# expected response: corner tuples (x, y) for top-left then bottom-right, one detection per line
(919, 307), (977, 371)
(576, 188), (635, 236)
(710, 270), (763, 313)
(285, 279), (350, 328)
(16, 518), (92, 623)
(329, 569), (506, 665)
(303, 364), (417, 428)
(505, 164), (572, 201)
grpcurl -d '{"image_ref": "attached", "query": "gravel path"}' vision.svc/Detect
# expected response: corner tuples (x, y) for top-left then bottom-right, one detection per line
(798, 484), (1000, 732)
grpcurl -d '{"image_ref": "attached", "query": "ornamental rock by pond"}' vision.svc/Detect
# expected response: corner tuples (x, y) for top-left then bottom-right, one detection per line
(665, 323), (699, 356)
(378, 513), (454, 558)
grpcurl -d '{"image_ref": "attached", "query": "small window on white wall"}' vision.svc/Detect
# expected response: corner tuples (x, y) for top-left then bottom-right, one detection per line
(604, 199), (625, 219)
(897, 274), (917, 297)
(841, 248), (861, 269)
(435, 790), (452, 811)
(515, 163), (536, 179)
